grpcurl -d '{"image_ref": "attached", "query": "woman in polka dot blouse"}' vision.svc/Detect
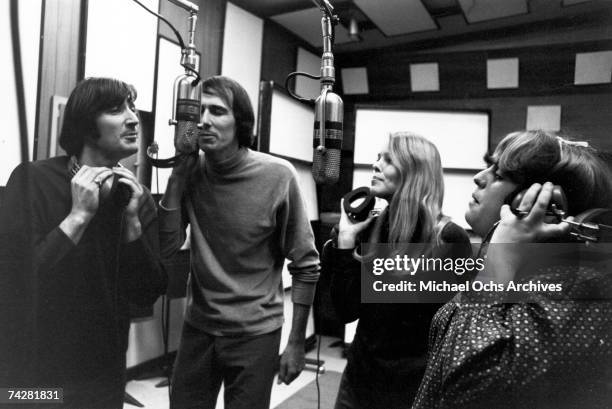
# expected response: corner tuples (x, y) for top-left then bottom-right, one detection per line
(413, 130), (612, 409)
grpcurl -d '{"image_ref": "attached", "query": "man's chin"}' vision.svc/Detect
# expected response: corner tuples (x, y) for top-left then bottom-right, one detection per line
(197, 143), (215, 153)
(120, 145), (138, 158)
(197, 139), (214, 149)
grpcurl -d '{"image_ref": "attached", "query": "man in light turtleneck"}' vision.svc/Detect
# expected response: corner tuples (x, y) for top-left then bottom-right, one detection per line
(159, 76), (320, 409)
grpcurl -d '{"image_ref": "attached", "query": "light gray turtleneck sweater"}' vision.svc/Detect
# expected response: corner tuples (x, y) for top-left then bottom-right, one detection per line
(160, 148), (320, 336)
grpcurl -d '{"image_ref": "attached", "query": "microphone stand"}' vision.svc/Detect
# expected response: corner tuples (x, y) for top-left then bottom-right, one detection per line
(126, 1), (200, 404)
(145, 0), (202, 168)
(282, 0), (340, 375)
(315, 10), (335, 160)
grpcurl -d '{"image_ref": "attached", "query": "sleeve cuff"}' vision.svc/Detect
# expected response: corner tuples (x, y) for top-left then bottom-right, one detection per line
(54, 227), (78, 250)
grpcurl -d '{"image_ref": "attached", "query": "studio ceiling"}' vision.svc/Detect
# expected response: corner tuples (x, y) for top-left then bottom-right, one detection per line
(229, 0), (612, 53)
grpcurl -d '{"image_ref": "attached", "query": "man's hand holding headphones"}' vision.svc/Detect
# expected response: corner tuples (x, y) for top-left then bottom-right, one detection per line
(112, 166), (145, 242)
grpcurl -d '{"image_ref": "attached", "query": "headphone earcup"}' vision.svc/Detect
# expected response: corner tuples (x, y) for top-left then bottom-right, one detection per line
(100, 175), (131, 209)
(509, 185), (568, 216)
(343, 187), (375, 222)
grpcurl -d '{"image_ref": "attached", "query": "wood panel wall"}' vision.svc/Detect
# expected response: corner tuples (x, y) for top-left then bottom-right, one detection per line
(34, 0), (82, 160)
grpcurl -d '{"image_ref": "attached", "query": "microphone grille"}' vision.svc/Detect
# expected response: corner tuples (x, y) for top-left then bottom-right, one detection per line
(313, 147), (341, 185)
(175, 120), (198, 153)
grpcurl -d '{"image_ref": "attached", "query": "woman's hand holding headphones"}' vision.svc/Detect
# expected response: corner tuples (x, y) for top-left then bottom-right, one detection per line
(481, 182), (573, 286)
(491, 182), (572, 244)
(337, 198), (375, 249)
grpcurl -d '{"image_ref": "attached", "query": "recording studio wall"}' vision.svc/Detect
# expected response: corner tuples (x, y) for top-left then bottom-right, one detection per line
(337, 40), (612, 151)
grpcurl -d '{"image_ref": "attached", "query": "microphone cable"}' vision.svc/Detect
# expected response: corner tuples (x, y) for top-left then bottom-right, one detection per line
(152, 150), (172, 398)
(284, 72), (318, 103)
(315, 333), (321, 409)
(130, 0), (201, 83)
(131, 0), (185, 49)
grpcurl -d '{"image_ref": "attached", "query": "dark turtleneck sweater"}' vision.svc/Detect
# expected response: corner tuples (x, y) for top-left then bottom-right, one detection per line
(0, 156), (166, 404)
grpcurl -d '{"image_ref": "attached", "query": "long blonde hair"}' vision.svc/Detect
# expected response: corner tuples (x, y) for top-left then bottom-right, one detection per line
(386, 132), (444, 244)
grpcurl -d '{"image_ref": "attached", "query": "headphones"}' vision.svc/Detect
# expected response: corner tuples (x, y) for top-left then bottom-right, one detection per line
(507, 185), (612, 243)
(69, 157), (131, 209)
(345, 184), (612, 243)
(342, 187), (377, 222)
(98, 174), (132, 209)
(508, 185), (568, 219)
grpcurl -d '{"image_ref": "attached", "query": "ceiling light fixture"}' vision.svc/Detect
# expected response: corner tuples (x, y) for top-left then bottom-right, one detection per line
(348, 17), (361, 42)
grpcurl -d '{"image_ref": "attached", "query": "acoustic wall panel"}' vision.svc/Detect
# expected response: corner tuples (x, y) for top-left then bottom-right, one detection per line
(526, 105), (561, 131)
(410, 63), (439, 92)
(84, 0), (158, 112)
(574, 51), (612, 85)
(221, 3), (263, 128)
(269, 90), (314, 163)
(295, 47), (320, 101)
(151, 38), (184, 195)
(354, 109), (489, 170)
(352, 167), (474, 229)
(487, 58), (519, 89)
(342, 67), (369, 95)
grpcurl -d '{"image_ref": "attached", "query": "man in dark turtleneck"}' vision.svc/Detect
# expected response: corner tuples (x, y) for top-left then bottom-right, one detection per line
(0, 77), (166, 408)
(159, 76), (320, 409)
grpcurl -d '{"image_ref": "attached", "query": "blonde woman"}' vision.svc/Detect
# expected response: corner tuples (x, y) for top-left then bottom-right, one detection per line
(322, 132), (471, 409)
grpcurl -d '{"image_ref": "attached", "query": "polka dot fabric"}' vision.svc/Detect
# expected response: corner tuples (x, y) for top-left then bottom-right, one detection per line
(412, 265), (612, 409)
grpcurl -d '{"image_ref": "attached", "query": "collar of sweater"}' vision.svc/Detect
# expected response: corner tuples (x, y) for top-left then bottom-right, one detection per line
(204, 147), (249, 176)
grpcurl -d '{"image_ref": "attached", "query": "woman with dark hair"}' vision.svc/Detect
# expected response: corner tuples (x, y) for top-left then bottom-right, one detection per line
(0, 77), (166, 408)
(413, 130), (612, 409)
(323, 132), (472, 409)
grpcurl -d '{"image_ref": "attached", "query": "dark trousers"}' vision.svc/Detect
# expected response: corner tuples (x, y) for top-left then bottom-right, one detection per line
(334, 370), (359, 409)
(334, 357), (423, 409)
(170, 322), (282, 409)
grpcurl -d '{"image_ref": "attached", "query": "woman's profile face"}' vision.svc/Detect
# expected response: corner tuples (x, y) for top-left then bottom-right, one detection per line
(370, 149), (400, 200)
(465, 162), (518, 237)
